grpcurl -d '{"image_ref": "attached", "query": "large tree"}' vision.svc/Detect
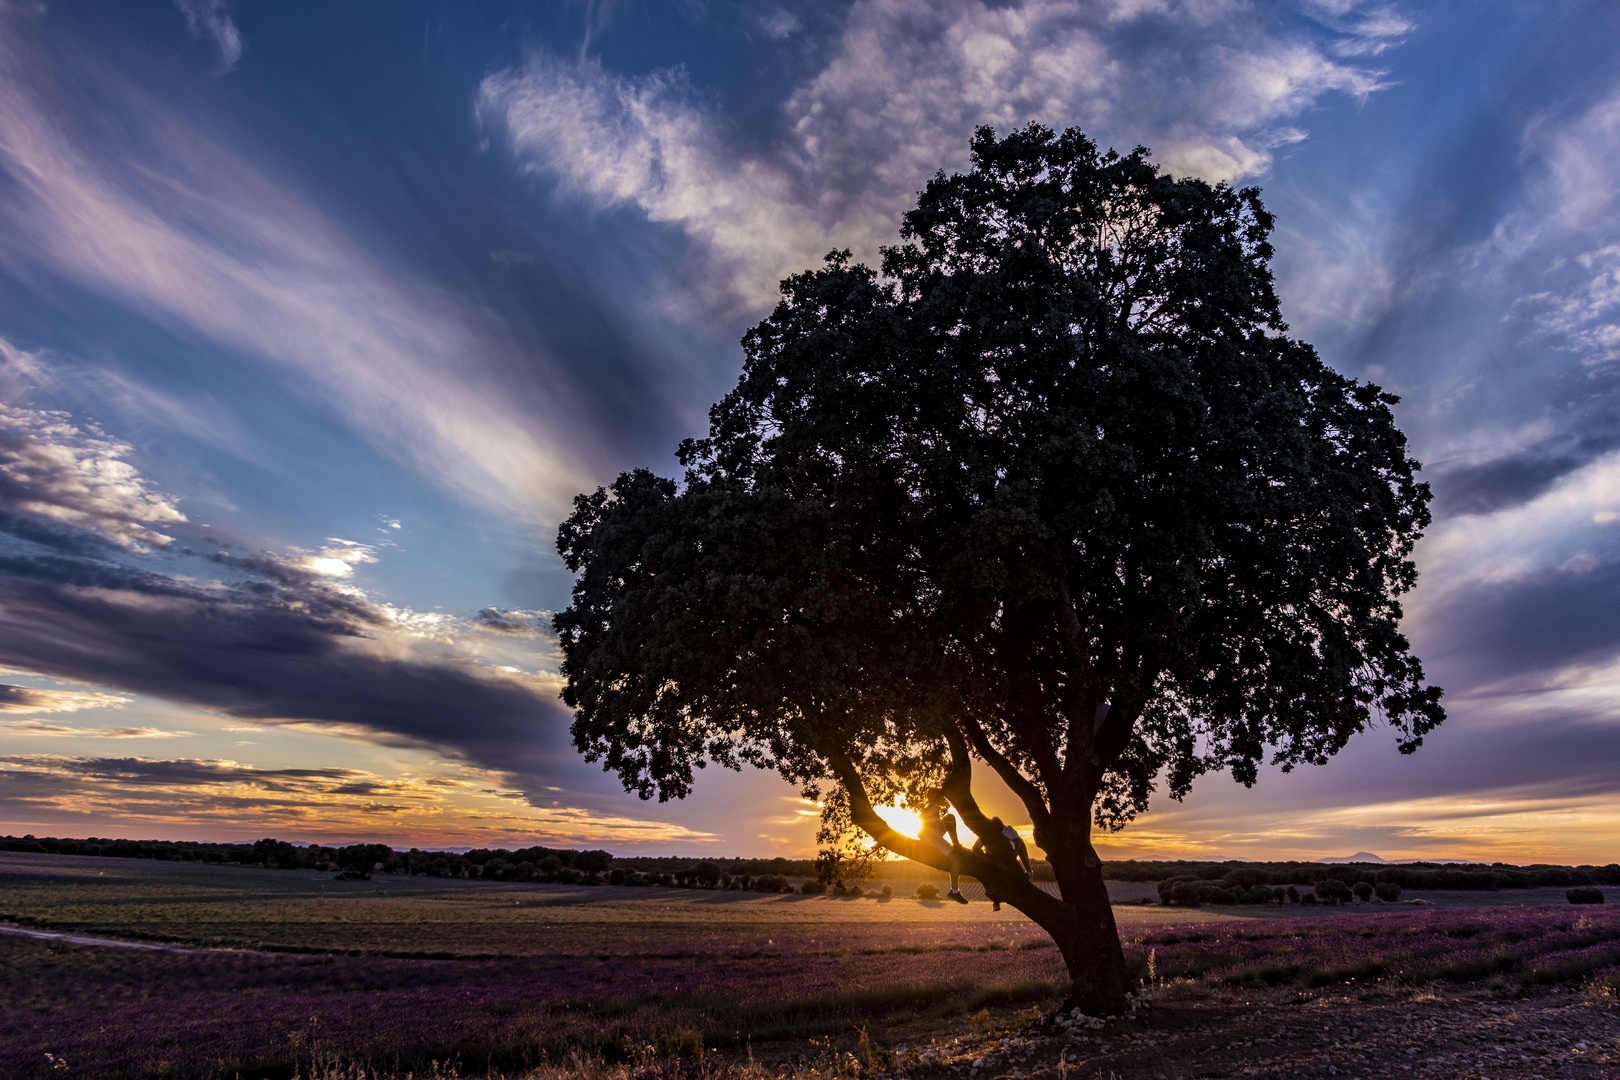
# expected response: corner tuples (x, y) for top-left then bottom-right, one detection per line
(554, 125), (1443, 1013)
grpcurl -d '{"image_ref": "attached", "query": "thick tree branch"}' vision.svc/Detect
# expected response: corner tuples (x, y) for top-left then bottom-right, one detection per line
(820, 745), (954, 875)
(1092, 701), (1138, 772)
(940, 725), (999, 846)
(957, 712), (1053, 835)
(822, 743), (1069, 923)
(1057, 576), (1102, 772)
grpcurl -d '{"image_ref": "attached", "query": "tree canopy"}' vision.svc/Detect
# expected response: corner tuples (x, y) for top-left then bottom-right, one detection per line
(554, 124), (1443, 1011)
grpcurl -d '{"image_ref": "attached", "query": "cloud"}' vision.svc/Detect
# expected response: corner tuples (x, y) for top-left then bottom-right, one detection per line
(0, 19), (601, 524)
(1381, 84), (1620, 696)
(480, 0), (1392, 308)
(0, 399), (595, 805)
(294, 539), (377, 579)
(0, 753), (717, 846)
(0, 337), (46, 401)
(475, 607), (550, 635)
(1343, 79), (1620, 506)
(0, 684), (129, 715)
(173, 0), (242, 72)
(0, 404), (187, 550)
(489, 249), (534, 267)
(2, 721), (190, 738)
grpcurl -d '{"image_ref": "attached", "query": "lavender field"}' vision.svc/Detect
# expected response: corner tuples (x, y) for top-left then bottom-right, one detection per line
(3, 853), (1618, 1079)
(1131, 905), (1620, 990)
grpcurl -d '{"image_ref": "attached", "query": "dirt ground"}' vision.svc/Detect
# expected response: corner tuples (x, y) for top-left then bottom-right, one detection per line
(874, 983), (1620, 1080)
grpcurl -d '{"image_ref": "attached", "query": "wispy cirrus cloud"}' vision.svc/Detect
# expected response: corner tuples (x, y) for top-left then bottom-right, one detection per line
(173, 0), (242, 72)
(0, 14), (599, 524)
(480, 0), (1397, 309)
(1389, 83), (1620, 689)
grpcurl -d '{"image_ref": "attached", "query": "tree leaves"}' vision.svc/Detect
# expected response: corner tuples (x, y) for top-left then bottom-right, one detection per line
(554, 122), (1442, 841)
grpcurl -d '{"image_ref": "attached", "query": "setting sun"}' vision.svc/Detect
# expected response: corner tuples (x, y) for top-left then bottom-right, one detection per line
(871, 803), (979, 847)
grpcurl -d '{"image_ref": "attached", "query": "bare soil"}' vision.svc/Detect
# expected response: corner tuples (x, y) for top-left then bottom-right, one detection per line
(875, 984), (1620, 1080)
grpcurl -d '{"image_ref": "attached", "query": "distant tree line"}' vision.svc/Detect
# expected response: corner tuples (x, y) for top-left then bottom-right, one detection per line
(6, 836), (1614, 893)
(1099, 859), (1620, 890)
(0, 834), (796, 890)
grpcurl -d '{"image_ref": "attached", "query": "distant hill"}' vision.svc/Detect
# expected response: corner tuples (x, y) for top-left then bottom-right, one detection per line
(1318, 852), (1485, 865)
(1319, 852), (1390, 864)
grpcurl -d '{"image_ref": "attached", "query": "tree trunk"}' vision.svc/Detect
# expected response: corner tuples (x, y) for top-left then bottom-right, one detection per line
(826, 745), (1132, 1014)
(1041, 857), (1131, 1014)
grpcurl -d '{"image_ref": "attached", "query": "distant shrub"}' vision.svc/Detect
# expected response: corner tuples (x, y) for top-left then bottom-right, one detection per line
(881, 884), (893, 897)
(1286, 885), (1300, 903)
(1300, 892), (1318, 906)
(1353, 881), (1374, 902)
(1243, 885), (1273, 904)
(1315, 880), (1354, 905)
(916, 883), (939, 899)
(1157, 875), (1202, 904)
(1221, 867), (1270, 890)
(800, 879), (826, 895)
(1568, 887), (1606, 904)
(752, 874), (788, 893)
(1272, 886), (1286, 903)
(1375, 881), (1403, 902)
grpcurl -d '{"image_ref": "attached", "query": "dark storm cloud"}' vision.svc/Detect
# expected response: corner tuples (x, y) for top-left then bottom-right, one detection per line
(1434, 452), (1588, 518)
(475, 607), (549, 634)
(1418, 561), (1620, 688)
(0, 402), (589, 800)
(1430, 425), (1620, 517)
(0, 550), (579, 779)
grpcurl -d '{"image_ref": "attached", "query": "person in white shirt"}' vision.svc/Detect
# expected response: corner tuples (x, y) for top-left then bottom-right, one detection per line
(973, 817), (1033, 911)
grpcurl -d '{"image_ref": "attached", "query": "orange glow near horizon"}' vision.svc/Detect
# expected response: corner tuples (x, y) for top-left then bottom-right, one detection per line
(872, 802), (981, 848)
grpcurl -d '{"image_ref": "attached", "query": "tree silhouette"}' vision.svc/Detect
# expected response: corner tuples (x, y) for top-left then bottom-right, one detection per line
(555, 124), (1443, 1012)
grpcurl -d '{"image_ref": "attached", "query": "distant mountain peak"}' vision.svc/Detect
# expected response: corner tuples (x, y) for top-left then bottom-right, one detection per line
(1319, 851), (1389, 864)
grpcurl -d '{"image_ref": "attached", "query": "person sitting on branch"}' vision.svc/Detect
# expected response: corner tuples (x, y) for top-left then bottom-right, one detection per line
(973, 817), (1033, 912)
(919, 789), (969, 904)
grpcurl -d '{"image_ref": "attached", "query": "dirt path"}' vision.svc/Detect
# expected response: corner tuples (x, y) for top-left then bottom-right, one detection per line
(879, 984), (1619, 1080)
(0, 922), (204, 952)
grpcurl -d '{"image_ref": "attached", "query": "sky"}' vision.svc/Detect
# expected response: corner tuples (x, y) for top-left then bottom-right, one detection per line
(0, 0), (1616, 865)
